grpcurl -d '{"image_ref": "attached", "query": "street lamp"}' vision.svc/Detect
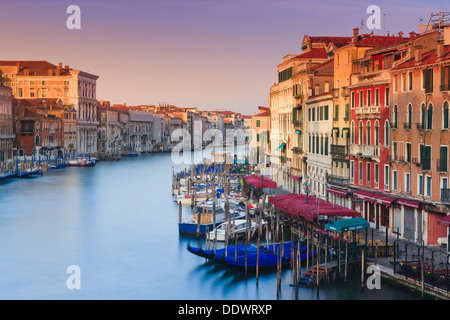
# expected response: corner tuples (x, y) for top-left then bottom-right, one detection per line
(303, 175), (311, 204)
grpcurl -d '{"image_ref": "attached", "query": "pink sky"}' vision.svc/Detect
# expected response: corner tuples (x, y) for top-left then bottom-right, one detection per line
(0, 0), (442, 114)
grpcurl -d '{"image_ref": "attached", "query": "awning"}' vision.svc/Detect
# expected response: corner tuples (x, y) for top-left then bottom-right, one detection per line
(325, 217), (370, 232)
(353, 190), (375, 200)
(370, 193), (396, 206)
(275, 142), (286, 151)
(396, 198), (420, 209)
(327, 187), (350, 197)
(301, 45), (307, 50)
(288, 173), (301, 181)
(295, 130), (302, 134)
(331, 127), (340, 137)
(438, 215), (450, 227)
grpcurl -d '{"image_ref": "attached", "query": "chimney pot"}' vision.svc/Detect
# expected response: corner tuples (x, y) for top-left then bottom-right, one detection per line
(352, 28), (359, 42)
(398, 31), (404, 38)
(58, 63), (62, 69)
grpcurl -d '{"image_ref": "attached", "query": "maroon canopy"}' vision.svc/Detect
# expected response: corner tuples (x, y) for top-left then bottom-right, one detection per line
(244, 174), (277, 189)
(269, 193), (361, 222)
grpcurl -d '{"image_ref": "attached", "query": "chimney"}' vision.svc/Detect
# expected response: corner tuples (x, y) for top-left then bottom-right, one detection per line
(437, 41), (444, 61)
(352, 28), (359, 43)
(64, 65), (69, 69)
(444, 26), (450, 46)
(58, 63), (62, 69)
(415, 46), (422, 65)
(398, 31), (404, 38)
(16, 62), (20, 73)
(409, 31), (417, 39)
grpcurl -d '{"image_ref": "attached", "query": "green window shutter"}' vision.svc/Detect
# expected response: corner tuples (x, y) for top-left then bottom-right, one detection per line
(324, 105), (329, 120)
(440, 146), (448, 171)
(444, 102), (449, 129)
(324, 137), (328, 155)
(256, 120), (260, 127)
(345, 104), (349, 120)
(334, 105), (339, 120)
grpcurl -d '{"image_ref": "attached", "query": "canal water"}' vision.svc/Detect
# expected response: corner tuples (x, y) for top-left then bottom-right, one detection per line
(0, 151), (422, 300)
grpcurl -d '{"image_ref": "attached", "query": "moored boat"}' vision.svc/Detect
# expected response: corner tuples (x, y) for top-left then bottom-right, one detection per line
(208, 218), (265, 241)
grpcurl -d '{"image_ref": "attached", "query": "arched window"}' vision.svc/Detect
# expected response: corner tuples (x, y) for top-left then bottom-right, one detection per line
(443, 101), (449, 129)
(420, 103), (426, 129)
(374, 121), (380, 146)
(366, 121), (371, 145)
(351, 121), (355, 144)
(407, 103), (412, 129)
(427, 103), (433, 130)
(393, 105), (398, 128)
(35, 134), (40, 146)
(359, 120), (363, 145)
(384, 120), (390, 147)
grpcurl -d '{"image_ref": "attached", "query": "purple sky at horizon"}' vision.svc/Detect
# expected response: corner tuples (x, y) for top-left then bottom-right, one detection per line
(0, 0), (446, 114)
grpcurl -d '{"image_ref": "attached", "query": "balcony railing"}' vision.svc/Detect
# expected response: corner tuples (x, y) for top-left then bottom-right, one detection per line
(440, 84), (450, 91)
(416, 123), (425, 131)
(425, 86), (433, 93)
(330, 144), (348, 157)
(292, 147), (303, 155)
(293, 119), (303, 127)
(327, 174), (349, 187)
(403, 122), (412, 130)
(355, 106), (380, 115)
(390, 122), (398, 130)
(441, 188), (450, 203)
(350, 144), (380, 158)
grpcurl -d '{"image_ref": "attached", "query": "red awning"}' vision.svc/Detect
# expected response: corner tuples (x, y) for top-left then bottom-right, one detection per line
(353, 190), (375, 200)
(396, 198), (420, 209)
(327, 187), (350, 197)
(438, 215), (450, 227)
(369, 193), (396, 206)
(244, 174), (277, 189)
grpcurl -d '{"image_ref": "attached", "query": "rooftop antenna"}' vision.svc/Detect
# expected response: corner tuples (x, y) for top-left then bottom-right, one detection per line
(383, 13), (386, 36)
(360, 19), (364, 34)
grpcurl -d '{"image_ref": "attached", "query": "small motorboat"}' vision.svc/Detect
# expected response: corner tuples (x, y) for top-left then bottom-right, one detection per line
(209, 218), (265, 241)
(67, 158), (95, 167)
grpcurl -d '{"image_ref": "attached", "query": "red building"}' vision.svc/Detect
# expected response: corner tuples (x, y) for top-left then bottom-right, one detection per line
(349, 38), (409, 230)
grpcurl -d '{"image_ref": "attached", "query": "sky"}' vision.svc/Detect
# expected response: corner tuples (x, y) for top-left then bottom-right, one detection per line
(0, 0), (447, 114)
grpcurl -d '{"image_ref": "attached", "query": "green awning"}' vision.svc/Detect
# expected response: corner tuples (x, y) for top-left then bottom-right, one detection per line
(295, 130), (302, 134)
(275, 142), (286, 151)
(325, 217), (370, 233)
(341, 127), (349, 137)
(301, 45), (307, 50)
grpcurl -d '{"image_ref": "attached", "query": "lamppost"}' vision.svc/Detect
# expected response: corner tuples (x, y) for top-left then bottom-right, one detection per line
(303, 175), (311, 204)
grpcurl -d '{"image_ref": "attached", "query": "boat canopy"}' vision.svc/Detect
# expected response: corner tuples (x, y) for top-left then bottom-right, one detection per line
(325, 217), (370, 232)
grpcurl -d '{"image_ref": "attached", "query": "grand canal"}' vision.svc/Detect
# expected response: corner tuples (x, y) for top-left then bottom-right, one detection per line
(0, 151), (422, 300)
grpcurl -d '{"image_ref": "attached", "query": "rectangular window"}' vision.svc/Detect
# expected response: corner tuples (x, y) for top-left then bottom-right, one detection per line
(334, 105), (339, 120)
(405, 173), (410, 193)
(367, 162), (371, 182)
(384, 165), (389, 187)
(374, 163), (379, 184)
(440, 145), (448, 172)
(426, 175), (432, 197)
(256, 120), (260, 127)
(367, 90), (371, 107)
(359, 162), (363, 183)
(422, 145), (431, 171)
(375, 89), (379, 106)
(385, 87), (390, 106)
(441, 66), (450, 91)
(423, 69), (433, 93)
(319, 106), (323, 121)
(418, 174), (424, 195)
(359, 91), (363, 107)
(324, 105), (329, 120)
(308, 108), (311, 121)
(392, 170), (398, 190)
(350, 160), (355, 180)
(406, 142), (411, 163)
(351, 92), (355, 108)
(409, 72), (413, 91)
(393, 141), (398, 160)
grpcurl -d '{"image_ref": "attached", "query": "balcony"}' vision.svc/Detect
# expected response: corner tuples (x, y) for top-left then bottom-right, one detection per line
(355, 106), (380, 115)
(349, 144), (380, 158)
(293, 119), (303, 127)
(330, 144), (348, 157)
(292, 147), (303, 155)
(390, 122), (398, 130)
(440, 84), (450, 91)
(416, 123), (425, 131)
(403, 122), (412, 130)
(424, 86), (433, 94)
(327, 174), (349, 187)
(441, 188), (450, 203)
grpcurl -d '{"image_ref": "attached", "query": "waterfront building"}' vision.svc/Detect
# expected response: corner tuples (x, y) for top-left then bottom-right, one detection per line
(127, 109), (153, 154)
(304, 60), (334, 199)
(251, 106), (270, 167)
(327, 29), (406, 207)
(389, 27), (450, 245)
(0, 61), (99, 155)
(0, 85), (14, 167)
(270, 35), (351, 192)
(97, 102), (122, 159)
(348, 36), (410, 232)
(14, 105), (63, 158)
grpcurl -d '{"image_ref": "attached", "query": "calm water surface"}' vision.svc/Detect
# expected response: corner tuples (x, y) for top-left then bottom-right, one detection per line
(0, 152), (422, 299)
